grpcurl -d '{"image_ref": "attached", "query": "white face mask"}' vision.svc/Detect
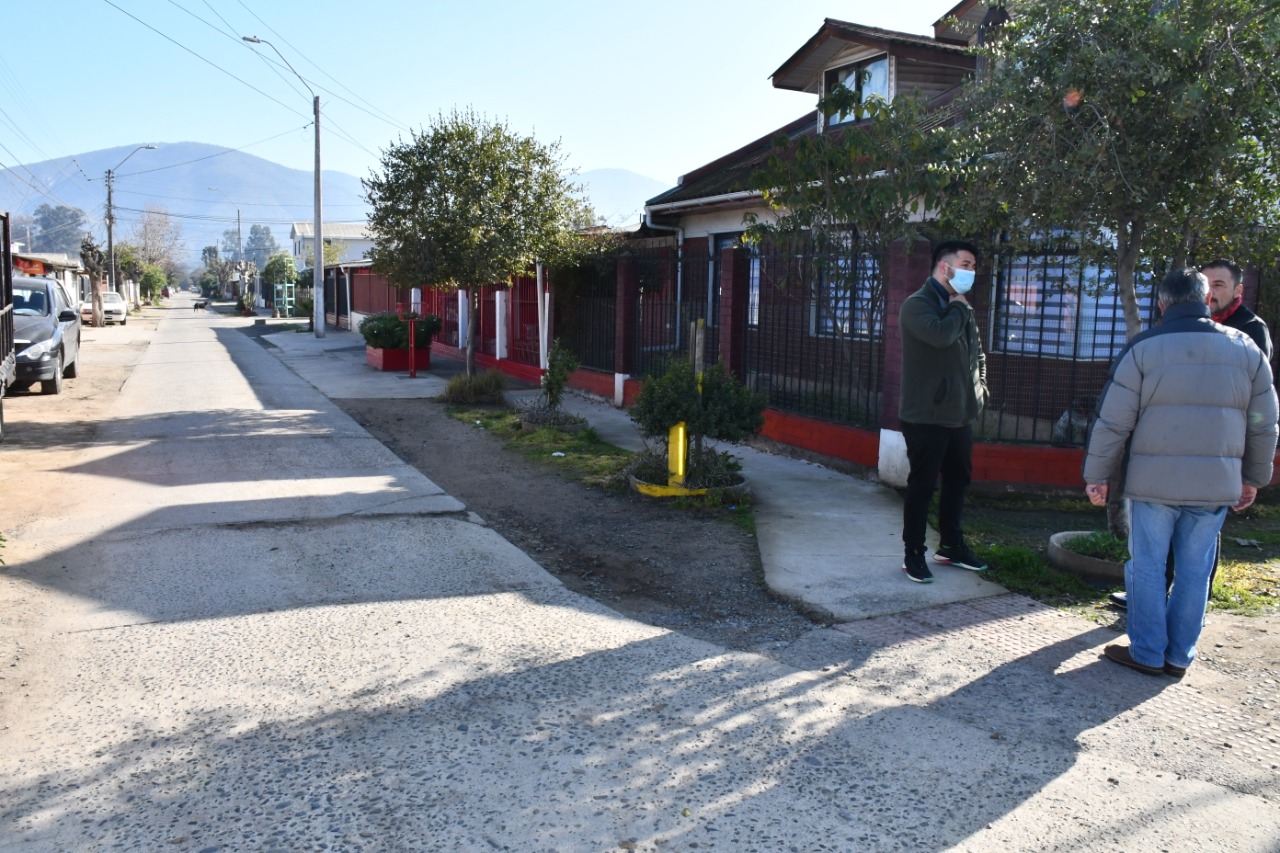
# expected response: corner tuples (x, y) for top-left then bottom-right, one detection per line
(950, 267), (976, 294)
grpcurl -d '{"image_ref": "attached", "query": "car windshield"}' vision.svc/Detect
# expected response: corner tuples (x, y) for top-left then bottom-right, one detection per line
(13, 287), (50, 316)
(102, 293), (125, 304)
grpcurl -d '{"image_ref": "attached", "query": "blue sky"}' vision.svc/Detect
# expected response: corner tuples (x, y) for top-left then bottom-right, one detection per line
(4, 1), (949, 189)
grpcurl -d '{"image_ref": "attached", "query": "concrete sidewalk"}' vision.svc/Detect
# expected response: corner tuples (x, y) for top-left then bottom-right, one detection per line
(263, 324), (1005, 622)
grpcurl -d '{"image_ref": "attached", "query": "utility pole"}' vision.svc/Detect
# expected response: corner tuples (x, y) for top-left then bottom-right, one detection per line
(243, 35), (325, 338)
(105, 145), (157, 296)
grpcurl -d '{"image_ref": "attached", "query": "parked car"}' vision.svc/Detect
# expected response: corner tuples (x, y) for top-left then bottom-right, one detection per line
(81, 291), (128, 326)
(13, 276), (80, 395)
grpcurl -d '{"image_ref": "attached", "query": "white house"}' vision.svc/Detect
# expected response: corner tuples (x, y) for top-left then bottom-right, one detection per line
(290, 221), (374, 271)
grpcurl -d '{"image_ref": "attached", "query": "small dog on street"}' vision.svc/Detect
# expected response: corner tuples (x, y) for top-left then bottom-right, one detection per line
(193, 300), (208, 311)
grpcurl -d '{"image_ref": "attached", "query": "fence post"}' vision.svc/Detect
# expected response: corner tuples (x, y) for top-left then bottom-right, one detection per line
(615, 252), (638, 377)
(718, 246), (750, 380)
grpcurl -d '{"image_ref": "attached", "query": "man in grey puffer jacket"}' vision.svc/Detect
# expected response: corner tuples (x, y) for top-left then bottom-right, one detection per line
(1083, 267), (1277, 677)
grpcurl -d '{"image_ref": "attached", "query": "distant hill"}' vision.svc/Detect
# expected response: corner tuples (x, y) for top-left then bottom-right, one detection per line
(0, 144), (668, 268)
(576, 168), (670, 228)
(0, 142), (368, 271)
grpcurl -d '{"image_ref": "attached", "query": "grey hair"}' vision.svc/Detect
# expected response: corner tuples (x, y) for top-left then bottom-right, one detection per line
(1158, 267), (1209, 307)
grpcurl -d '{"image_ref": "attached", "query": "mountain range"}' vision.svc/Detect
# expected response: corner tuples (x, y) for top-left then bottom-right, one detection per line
(0, 143), (669, 269)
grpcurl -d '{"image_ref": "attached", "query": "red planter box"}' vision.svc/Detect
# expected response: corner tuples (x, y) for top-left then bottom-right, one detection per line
(366, 346), (431, 372)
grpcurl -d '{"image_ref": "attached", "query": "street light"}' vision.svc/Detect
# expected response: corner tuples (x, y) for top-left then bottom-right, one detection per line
(106, 144), (157, 298)
(242, 35), (324, 338)
(209, 186), (247, 301)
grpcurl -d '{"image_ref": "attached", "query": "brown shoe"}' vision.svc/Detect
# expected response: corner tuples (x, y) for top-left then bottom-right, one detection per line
(1103, 644), (1164, 676)
(1163, 663), (1188, 677)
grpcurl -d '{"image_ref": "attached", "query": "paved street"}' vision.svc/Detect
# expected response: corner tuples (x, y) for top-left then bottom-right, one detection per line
(1, 300), (1278, 852)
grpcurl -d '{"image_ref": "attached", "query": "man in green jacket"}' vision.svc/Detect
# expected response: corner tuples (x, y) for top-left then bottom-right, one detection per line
(898, 239), (989, 583)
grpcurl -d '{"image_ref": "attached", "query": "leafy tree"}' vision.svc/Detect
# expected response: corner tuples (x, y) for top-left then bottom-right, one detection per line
(32, 204), (87, 255)
(115, 243), (142, 286)
(199, 244), (235, 298)
(946, 0), (1280, 338)
(261, 251), (297, 286)
(364, 108), (587, 376)
(244, 224), (280, 271)
(745, 89), (950, 337)
(221, 227), (243, 260)
(139, 263), (168, 302)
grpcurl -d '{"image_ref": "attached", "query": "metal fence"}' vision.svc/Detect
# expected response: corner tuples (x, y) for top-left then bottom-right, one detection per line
(981, 244), (1156, 445)
(551, 260), (615, 372)
(740, 243), (887, 429)
(631, 246), (720, 377)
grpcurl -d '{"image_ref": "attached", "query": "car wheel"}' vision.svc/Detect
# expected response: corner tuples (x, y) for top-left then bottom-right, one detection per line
(64, 354), (78, 378)
(0, 393), (6, 443)
(41, 353), (64, 395)
(121, 317), (127, 326)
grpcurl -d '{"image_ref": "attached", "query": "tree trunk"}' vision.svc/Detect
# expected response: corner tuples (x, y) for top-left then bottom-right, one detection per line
(465, 285), (479, 378)
(1115, 218), (1145, 341)
(91, 275), (104, 328)
(1108, 217), (1145, 540)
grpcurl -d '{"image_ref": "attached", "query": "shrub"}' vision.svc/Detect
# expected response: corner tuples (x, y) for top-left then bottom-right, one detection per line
(443, 369), (506, 404)
(628, 358), (765, 487)
(358, 312), (442, 350)
(541, 338), (578, 412)
(629, 359), (765, 444)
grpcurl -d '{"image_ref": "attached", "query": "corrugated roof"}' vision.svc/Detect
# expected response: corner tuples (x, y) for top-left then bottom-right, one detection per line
(291, 222), (372, 240)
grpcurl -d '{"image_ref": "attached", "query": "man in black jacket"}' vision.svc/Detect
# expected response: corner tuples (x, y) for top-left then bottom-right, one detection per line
(897, 239), (989, 583)
(1204, 258), (1271, 361)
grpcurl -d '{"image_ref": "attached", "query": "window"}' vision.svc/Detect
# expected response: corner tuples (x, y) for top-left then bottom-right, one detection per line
(811, 234), (881, 337)
(824, 55), (890, 125)
(995, 247), (1152, 360)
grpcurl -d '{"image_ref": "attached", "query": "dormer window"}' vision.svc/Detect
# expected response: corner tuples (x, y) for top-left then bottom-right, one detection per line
(823, 55), (890, 125)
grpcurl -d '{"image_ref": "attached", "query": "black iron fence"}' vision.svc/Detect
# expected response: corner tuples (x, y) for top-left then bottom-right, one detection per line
(741, 244), (886, 429)
(631, 246), (720, 377)
(982, 244), (1157, 445)
(554, 238), (1254, 449)
(552, 260), (615, 372)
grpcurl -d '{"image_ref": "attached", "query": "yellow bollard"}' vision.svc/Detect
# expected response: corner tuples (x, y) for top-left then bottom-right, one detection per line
(668, 422), (687, 487)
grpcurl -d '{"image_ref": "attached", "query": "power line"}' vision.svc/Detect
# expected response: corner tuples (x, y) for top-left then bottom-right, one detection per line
(231, 0), (410, 133)
(101, 0), (308, 121)
(118, 126), (315, 178)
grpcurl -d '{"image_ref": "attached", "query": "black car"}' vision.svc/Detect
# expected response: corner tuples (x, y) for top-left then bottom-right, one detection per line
(12, 276), (80, 394)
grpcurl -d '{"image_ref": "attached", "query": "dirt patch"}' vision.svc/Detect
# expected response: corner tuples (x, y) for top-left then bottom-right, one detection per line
(334, 396), (822, 653)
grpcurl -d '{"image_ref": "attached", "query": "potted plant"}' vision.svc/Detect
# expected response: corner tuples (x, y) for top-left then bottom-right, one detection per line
(627, 357), (765, 497)
(359, 311), (442, 371)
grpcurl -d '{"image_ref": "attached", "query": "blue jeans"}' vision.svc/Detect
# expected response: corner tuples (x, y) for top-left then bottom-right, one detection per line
(1125, 500), (1227, 669)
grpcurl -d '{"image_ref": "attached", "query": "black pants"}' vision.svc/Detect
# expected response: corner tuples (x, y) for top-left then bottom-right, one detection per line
(902, 421), (973, 553)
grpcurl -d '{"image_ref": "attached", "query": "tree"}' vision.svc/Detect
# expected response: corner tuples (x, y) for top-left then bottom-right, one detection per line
(130, 206), (183, 277)
(946, 0), (1280, 539)
(364, 108), (586, 376)
(200, 244), (234, 298)
(80, 236), (107, 327)
(744, 89), (950, 338)
(244, 224), (280, 271)
(947, 0), (1280, 339)
(139, 264), (168, 302)
(32, 205), (87, 255)
(261, 251), (298, 287)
